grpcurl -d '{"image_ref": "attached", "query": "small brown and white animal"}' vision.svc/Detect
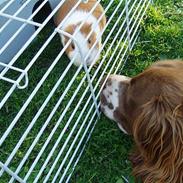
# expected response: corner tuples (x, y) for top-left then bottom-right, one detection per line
(54, 0), (106, 66)
(100, 60), (183, 183)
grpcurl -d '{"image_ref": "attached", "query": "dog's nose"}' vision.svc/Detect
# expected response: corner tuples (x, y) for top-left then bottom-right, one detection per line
(100, 75), (107, 88)
(100, 76), (108, 109)
(86, 58), (91, 65)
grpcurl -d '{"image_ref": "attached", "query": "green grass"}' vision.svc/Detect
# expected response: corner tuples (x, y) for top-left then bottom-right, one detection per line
(0, 1), (131, 182)
(71, 0), (183, 183)
(0, 0), (182, 182)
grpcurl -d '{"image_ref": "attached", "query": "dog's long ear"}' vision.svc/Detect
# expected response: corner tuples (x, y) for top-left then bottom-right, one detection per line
(132, 95), (183, 183)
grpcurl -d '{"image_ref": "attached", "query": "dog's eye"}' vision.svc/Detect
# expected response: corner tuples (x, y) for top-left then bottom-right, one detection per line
(71, 43), (75, 50)
(88, 39), (91, 44)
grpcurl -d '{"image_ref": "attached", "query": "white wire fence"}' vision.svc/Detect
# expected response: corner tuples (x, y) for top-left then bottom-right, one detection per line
(0, 0), (151, 182)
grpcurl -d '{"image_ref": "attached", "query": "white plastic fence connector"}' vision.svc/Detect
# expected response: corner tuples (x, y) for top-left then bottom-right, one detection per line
(0, 12), (42, 29)
(0, 62), (29, 89)
(125, 0), (131, 51)
(56, 28), (100, 116)
(0, 161), (25, 183)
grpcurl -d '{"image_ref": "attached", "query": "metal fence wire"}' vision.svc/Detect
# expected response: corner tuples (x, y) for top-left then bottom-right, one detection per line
(0, 0), (151, 182)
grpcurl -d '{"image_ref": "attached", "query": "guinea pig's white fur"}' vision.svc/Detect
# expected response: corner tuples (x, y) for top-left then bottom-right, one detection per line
(61, 11), (100, 66)
(55, 0), (106, 67)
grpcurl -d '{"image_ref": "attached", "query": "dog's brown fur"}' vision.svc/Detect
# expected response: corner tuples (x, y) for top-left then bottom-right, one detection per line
(101, 60), (183, 183)
(126, 61), (183, 182)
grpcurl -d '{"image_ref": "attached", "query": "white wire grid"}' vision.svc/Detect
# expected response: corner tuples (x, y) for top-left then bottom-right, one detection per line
(0, 0), (151, 182)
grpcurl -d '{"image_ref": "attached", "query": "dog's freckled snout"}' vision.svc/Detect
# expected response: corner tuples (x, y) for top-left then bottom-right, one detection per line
(100, 106), (105, 113)
(100, 91), (107, 106)
(108, 103), (114, 109)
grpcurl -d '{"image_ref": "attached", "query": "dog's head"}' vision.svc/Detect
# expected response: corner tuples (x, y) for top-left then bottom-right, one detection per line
(100, 60), (183, 183)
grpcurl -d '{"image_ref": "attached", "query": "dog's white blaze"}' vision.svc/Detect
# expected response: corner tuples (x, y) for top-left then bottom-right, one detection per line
(102, 75), (130, 133)
(103, 77), (119, 120)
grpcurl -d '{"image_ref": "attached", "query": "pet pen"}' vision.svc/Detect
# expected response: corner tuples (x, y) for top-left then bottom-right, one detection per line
(0, 0), (151, 182)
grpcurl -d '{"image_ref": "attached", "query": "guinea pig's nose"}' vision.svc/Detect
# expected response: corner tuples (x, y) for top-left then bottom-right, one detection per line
(86, 57), (92, 65)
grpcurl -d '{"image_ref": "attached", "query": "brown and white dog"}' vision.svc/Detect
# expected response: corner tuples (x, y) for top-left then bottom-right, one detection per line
(100, 60), (183, 183)
(55, 0), (106, 66)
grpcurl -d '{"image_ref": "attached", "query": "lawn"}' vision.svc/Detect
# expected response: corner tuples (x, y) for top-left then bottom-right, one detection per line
(0, 0), (142, 182)
(0, 0), (182, 182)
(71, 0), (183, 182)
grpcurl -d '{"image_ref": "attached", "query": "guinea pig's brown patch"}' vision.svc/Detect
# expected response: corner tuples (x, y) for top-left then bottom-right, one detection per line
(55, 0), (106, 31)
(64, 24), (76, 55)
(63, 22), (99, 56)
(80, 23), (99, 49)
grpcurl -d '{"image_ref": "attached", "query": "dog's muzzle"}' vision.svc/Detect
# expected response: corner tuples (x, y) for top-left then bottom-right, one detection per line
(100, 75), (131, 133)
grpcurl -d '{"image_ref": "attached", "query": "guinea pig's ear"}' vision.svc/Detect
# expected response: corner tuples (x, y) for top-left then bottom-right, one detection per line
(65, 24), (77, 34)
(132, 95), (183, 182)
(87, 23), (92, 31)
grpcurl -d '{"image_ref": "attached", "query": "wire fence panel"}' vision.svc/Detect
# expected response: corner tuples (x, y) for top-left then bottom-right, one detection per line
(0, 0), (151, 182)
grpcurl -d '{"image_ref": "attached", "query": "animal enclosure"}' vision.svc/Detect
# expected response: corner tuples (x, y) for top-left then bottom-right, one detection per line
(0, 0), (151, 182)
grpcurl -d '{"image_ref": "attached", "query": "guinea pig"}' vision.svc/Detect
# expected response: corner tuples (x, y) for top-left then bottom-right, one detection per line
(54, 0), (106, 67)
